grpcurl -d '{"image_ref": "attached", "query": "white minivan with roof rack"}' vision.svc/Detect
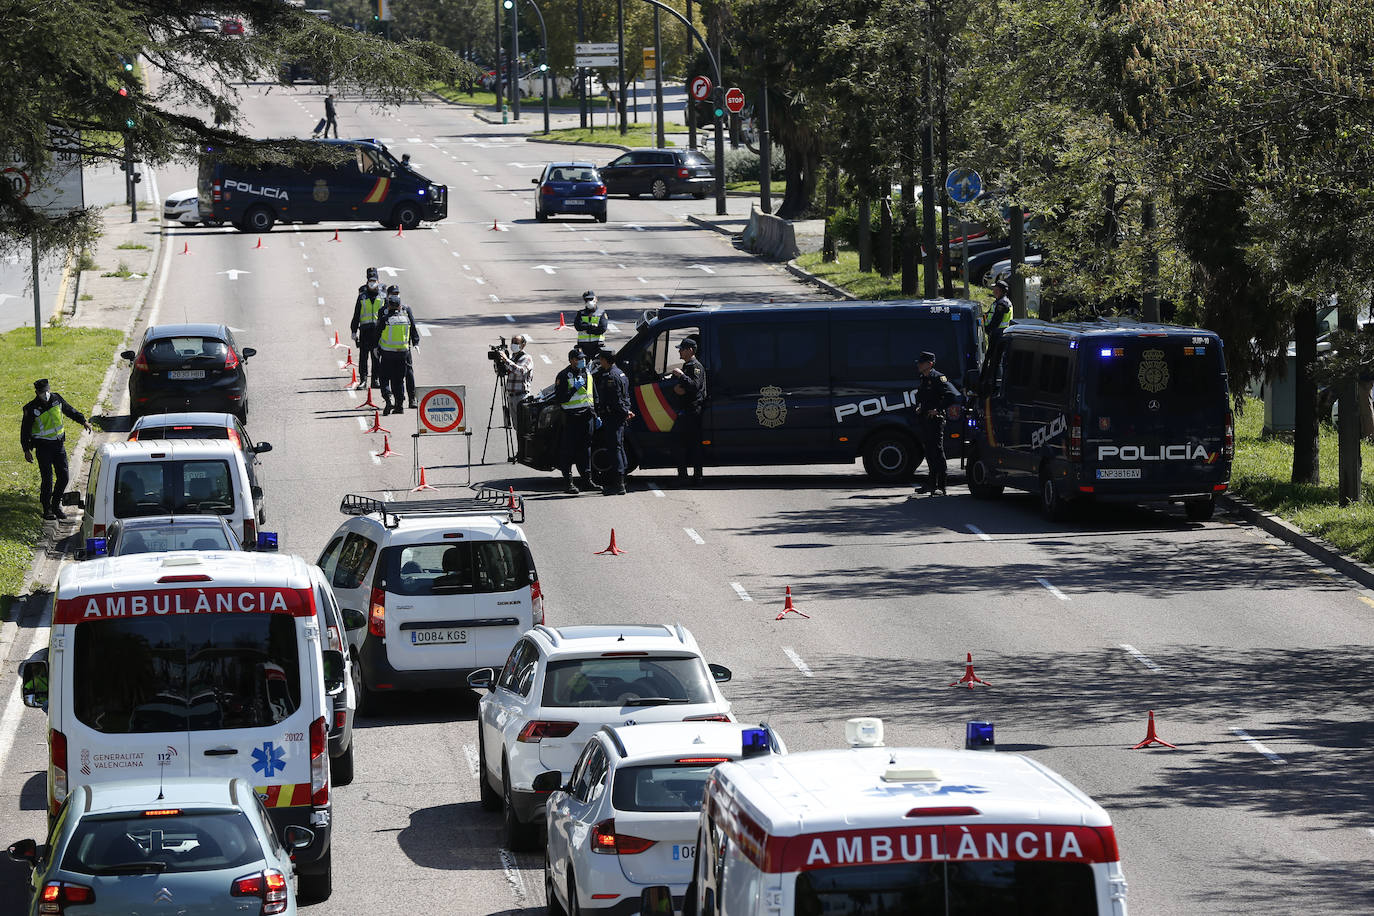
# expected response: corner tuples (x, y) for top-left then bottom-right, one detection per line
(317, 490), (539, 713)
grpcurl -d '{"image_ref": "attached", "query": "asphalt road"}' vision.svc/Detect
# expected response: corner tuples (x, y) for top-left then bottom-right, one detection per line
(2, 83), (1373, 916)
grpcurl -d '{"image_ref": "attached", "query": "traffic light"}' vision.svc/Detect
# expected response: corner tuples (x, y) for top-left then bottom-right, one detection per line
(119, 54), (133, 72)
(714, 106), (724, 118)
(539, 63), (547, 72)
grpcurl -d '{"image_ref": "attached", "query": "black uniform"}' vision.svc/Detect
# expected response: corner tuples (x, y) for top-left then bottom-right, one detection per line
(594, 363), (633, 494)
(674, 356), (707, 481)
(914, 367), (962, 493)
(376, 306), (419, 413)
(553, 363), (596, 488)
(985, 294), (1012, 351)
(350, 284), (384, 385)
(21, 390), (87, 518)
(401, 304), (420, 406)
(574, 308), (608, 358)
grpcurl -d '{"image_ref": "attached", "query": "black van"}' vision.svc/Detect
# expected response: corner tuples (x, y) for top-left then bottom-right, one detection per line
(198, 138), (447, 232)
(516, 300), (983, 482)
(966, 319), (1233, 521)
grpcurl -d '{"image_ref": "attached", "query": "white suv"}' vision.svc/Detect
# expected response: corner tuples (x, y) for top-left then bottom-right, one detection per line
(318, 492), (540, 713)
(539, 721), (784, 916)
(467, 624), (734, 851)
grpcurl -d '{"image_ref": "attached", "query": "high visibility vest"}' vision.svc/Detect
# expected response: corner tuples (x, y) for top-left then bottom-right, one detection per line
(359, 295), (383, 325)
(378, 314), (411, 352)
(562, 370), (594, 410)
(575, 311), (604, 344)
(984, 300), (1011, 333)
(32, 404), (65, 441)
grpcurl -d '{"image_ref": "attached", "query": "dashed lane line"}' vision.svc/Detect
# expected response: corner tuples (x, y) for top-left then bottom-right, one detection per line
(648, 484), (664, 497)
(505, 314), (515, 322)
(783, 647), (815, 677)
(730, 583), (753, 602)
(462, 743), (480, 779)
(497, 849), (528, 906)
(684, 528), (704, 544)
(356, 416), (367, 430)
(965, 524), (991, 541)
(1119, 643), (1164, 673)
(1230, 727), (1286, 765)
(540, 354), (552, 364)
(322, 316), (331, 325)
(1036, 577), (1070, 601)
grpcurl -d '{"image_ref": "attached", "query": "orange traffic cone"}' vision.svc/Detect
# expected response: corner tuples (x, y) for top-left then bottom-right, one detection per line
(342, 347), (356, 369)
(375, 435), (398, 458)
(555, 312), (567, 330)
(330, 229), (341, 242)
(1131, 711), (1178, 749)
(508, 487), (517, 510)
(774, 586), (811, 620)
(343, 367), (357, 388)
(179, 241), (190, 255)
(595, 529), (626, 555)
(329, 331), (343, 349)
(364, 409), (390, 434)
(948, 652), (991, 689)
(395, 224), (404, 238)
(254, 237), (264, 250)
(358, 386), (379, 410)
(411, 466), (437, 492)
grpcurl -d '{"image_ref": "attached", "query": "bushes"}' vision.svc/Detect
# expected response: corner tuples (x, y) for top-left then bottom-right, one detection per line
(722, 146), (786, 184)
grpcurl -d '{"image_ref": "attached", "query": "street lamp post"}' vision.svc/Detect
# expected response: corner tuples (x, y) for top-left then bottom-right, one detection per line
(506, 0), (520, 120)
(577, 0), (587, 128)
(521, 0), (551, 135)
(616, 0), (627, 134)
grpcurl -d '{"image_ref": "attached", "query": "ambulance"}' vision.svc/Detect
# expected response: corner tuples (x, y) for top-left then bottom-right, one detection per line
(18, 552), (346, 902)
(641, 718), (1127, 916)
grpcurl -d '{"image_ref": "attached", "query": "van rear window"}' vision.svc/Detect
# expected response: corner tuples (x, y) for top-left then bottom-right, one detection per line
(72, 615), (301, 733)
(382, 542), (530, 595)
(113, 460), (234, 518)
(1084, 339), (1227, 413)
(794, 861), (1097, 915)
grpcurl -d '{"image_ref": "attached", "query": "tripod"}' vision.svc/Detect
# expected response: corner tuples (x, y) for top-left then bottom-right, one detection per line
(482, 371), (517, 464)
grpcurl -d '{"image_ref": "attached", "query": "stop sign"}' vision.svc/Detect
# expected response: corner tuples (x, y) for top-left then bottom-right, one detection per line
(690, 75), (713, 101)
(724, 87), (745, 113)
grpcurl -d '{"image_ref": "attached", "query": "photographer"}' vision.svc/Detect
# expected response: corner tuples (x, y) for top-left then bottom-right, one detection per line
(498, 335), (533, 432)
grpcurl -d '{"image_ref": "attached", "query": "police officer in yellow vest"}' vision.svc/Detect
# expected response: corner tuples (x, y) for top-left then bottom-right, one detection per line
(553, 348), (596, 494)
(984, 278), (1012, 350)
(21, 379), (91, 521)
(574, 290), (608, 359)
(376, 295), (419, 415)
(350, 267), (385, 389)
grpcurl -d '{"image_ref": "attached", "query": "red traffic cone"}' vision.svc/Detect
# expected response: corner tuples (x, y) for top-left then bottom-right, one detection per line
(364, 409), (390, 434)
(254, 237), (264, 250)
(342, 347), (356, 369)
(595, 529), (626, 555)
(358, 386), (379, 410)
(328, 331), (344, 349)
(1131, 711), (1178, 750)
(395, 224), (404, 238)
(948, 652), (991, 689)
(179, 241), (190, 255)
(508, 486), (517, 510)
(555, 311), (567, 330)
(330, 229), (341, 242)
(343, 367), (357, 388)
(375, 435), (398, 458)
(774, 586), (810, 620)
(411, 466), (437, 492)
(489, 218), (501, 232)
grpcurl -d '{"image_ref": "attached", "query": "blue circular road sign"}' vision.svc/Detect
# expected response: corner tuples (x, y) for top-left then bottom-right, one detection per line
(946, 168), (982, 205)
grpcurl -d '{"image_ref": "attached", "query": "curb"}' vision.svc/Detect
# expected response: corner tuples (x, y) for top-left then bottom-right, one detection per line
(1219, 492), (1374, 591)
(526, 136), (630, 153)
(685, 214), (738, 238)
(784, 260), (857, 300)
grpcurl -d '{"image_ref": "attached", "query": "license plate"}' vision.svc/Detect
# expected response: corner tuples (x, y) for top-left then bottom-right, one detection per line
(672, 844), (695, 861)
(168, 370), (205, 380)
(564, 199), (584, 206)
(410, 628), (467, 645)
(1096, 468), (1142, 479)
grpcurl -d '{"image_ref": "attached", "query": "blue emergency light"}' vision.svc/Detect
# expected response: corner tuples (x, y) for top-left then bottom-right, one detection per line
(256, 531), (279, 551)
(1099, 347), (1113, 358)
(965, 720), (995, 751)
(741, 726), (771, 758)
(84, 537), (108, 558)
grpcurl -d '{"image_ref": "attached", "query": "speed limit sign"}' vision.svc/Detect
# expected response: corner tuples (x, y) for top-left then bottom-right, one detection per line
(1, 167), (30, 200)
(689, 75), (713, 102)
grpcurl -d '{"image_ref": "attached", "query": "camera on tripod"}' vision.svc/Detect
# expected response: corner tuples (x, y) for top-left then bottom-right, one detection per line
(487, 336), (509, 375)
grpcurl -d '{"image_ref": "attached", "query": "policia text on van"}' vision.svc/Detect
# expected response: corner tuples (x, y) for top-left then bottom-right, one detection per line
(515, 300), (983, 483)
(199, 139), (448, 233)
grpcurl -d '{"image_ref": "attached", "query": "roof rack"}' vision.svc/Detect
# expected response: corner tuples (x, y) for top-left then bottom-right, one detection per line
(339, 487), (525, 528)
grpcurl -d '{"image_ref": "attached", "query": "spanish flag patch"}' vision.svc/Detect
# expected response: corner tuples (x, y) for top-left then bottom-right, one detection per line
(363, 177), (391, 204)
(635, 382), (678, 432)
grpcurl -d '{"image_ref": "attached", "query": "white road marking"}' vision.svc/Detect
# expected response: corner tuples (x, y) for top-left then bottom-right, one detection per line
(657, 293), (670, 301)
(216, 269), (250, 281)
(452, 251), (461, 257)
(1036, 577), (1070, 601)
(357, 416), (368, 430)
(783, 647), (815, 678)
(532, 265), (558, 274)
(637, 276), (648, 284)
(302, 253), (309, 259)
(462, 743), (480, 778)
(440, 238), (449, 244)
(540, 354), (551, 364)
(1120, 643), (1164, 673)
(371, 452), (381, 465)
(965, 524), (991, 541)
(305, 267), (313, 273)
(406, 136), (422, 142)
(383, 491), (394, 501)
(496, 184), (504, 189)
(489, 295), (501, 303)
(648, 483), (664, 497)
(317, 297), (325, 306)
(624, 223), (645, 231)
(322, 316), (331, 325)
(617, 263), (627, 269)
(298, 240), (305, 247)
(482, 175), (491, 181)
(475, 277), (486, 285)
(683, 528), (704, 544)
(730, 583), (753, 602)
(463, 264), (471, 270)
(313, 281), (319, 288)
(607, 322), (619, 332)
(1231, 727), (1286, 764)
(503, 314), (514, 323)
(688, 263), (715, 274)
(498, 849), (527, 903)
(418, 324), (432, 337)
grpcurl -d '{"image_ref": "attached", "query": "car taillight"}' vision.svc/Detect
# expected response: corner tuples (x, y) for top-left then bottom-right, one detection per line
(517, 720), (578, 743)
(231, 869), (288, 915)
(309, 716), (328, 807)
(244, 518), (256, 549)
(1069, 414), (1082, 462)
(677, 167), (689, 178)
(49, 729), (67, 816)
(39, 880), (95, 914)
(227, 427), (242, 449)
(683, 713), (733, 723)
(530, 579), (544, 625)
(542, 185), (556, 195)
(133, 350), (149, 373)
(591, 819), (656, 855)
(92, 524), (106, 538)
(1223, 411), (1234, 459)
(224, 346), (240, 370)
(369, 586), (386, 637)
(213, 180), (222, 202)
(595, 184), (607, 195)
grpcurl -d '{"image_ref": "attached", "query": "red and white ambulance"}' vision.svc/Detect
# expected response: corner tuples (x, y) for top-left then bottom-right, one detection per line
(647, 718), (1127, 916)
(19, 552), (346, 901)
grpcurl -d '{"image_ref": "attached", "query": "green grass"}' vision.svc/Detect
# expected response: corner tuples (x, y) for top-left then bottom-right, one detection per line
(101, 261), (133, 278)
(543, 124), (687, 148)
(727, 180), (760, 193)
(797, 248), (996, 305)
(428, 81), (609, 109)
(115, 241), (148, 250)
(0, 327), (124, 608)
(76, 251), (98, 272)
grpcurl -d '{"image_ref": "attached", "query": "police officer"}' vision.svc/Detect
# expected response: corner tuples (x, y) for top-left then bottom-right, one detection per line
(350, 267), (384, 389)
(387, 284), (421, 408)
(21, 379), (91, 520)
(669, 337), (707, 485)
(574, 290), (608, 359)
(553, 348), (596, 494)
(913, 351), (962, 495)
(375, 294), (418, 414)
(985, 279), (1012, 351)
(594, 347), (634, 496)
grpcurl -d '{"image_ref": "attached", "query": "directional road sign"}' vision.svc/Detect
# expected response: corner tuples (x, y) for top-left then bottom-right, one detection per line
(689, 75), (713, 101)
(576, 42), (618, 55)
(724, 87), (745, 114)
(945, 168), (982, 204)
(576, 55), (619, 67)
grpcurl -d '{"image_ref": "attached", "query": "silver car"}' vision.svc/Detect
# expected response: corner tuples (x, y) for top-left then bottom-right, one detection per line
(8, 777), (312, 915)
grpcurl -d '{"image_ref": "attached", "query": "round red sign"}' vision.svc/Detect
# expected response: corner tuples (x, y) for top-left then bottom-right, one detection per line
(690, 75), (713, 101)
(418, 388), (465, 433)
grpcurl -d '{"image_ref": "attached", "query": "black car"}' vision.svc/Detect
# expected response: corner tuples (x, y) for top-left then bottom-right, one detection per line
(600, 148), (715, 200)
(122, 323), (255, 421)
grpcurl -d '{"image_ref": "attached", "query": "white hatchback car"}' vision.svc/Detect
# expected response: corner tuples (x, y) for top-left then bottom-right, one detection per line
(539, 721), (784, 916)
(163, 187), (221, 227)
(467, 624), (734, 851)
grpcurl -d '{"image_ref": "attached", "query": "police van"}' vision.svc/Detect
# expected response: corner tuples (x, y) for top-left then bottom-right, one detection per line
(516, 300), (983, 482)
(198, 138), (448, 233)
(19, 552), (347, 901)
(641, 718), (1128, 916)
(966, 319), (1233, 521)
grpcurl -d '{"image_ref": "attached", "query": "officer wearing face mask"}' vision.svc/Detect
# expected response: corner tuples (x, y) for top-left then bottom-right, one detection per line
(21, 379), (91, 521)
(552, 348), (596, 494)
(350, 267), (384, 389)
(498, 335), (534, 434)
(386, 284), (421, 408)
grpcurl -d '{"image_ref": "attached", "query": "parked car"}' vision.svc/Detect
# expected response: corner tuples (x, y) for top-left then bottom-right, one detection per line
(533, 162), (607, 222)
(600, 148), (714, 200)
(162, 187), (221, 227)
(220, 17), (244, 35)
(100, 513), (245, 556)
(121, 323), (255, 421)
(985, 253), (1043, 286)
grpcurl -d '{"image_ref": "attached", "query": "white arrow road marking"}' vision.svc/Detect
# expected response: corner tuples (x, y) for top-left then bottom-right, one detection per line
(783, 647), (814, 677)
(377, 266), (407, 276)
(532, 265), (558, 274)
(730, 583), (753, 602)
(688, 264), (715, 274)
(217, 269), (250, 280)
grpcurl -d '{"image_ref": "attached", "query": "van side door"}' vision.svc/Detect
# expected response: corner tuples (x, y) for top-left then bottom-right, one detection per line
(1000, 338), (1039, 474)
(622, 324), (702, 469)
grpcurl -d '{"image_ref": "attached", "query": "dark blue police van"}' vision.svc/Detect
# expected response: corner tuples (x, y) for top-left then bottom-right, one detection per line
(198, 138), (447, 232)
(516, 299), (983, 482)
(966, 319), (1233, 521)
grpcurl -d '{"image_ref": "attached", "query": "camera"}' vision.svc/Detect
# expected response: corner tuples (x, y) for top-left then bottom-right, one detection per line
(488, 337), (509, 375)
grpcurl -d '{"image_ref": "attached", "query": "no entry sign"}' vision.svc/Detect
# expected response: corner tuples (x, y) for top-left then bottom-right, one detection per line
(690, 75), (713, 101)
(724, 87), (745, 114)
(417, 386), (467, 434)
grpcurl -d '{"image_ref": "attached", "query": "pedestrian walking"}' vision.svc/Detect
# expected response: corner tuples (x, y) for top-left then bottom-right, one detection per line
(323, 94), (338, 138)
(375, 295), (418, 414)
(984, 279), (1012, 351)
(21, 379), (91, 521)
(350, 267), (384, 389)
(499, 335), (534, 432)
(386, 284), (421, 408)
(594, 348), (634, 496)
(669, 337), (706, 485)
(912, 351), (962, 496)
(553, 348), (596, 494)
(574, 290), (608, 359)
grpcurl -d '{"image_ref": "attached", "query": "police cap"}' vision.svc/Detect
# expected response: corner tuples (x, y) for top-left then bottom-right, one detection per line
(386, 284), (400, 296)
(384, 294), (401, 308)
(34, 378), (50, 392)
(596, 347), (616, 362)
(992, 278), (1009, 290)
(582, 290), (597, 303)
(568, 347), (584, 360)
(916, 351), (937, 363)
(366, 267), (379, 280)
(677, 337), (698, 351)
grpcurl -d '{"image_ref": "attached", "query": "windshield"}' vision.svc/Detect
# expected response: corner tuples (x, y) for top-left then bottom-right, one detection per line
(612, 763), (716, 812)
(72, 615), (301, 733)
(62, 810), (263, 876)
(113, 460), (234, 518)
(112, 523), (235, 555)
(1082, 338), (1227, 416)
(541, 655), (714, 708)
(794, 861), (1098, 915)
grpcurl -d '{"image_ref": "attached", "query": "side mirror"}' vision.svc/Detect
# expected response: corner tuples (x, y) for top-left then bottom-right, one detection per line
(255, 531), (278, 551)
(963, 367), (981, 391)
(253, 442), (273, 454)
(121, 350), (136, 361)
(340, 608), (367, 632)
(19, 659), (48, 710)
(241, 347), (257, 359)
(321, 649), (345, 693)
(708, 663), (732, 684)
(251, 486), (264, 500)
(531, 770), (564, 793)
(60, 491), (85, 509)
(531, 178), (539, 185)
(282, 825), (315, 850)
(640, 886), (674, 916)
(7, 838), (37, 864)
(466, 668), (495, 691)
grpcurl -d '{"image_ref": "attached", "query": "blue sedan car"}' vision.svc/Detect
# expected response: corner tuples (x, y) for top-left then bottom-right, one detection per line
(533, 162), (608, 222)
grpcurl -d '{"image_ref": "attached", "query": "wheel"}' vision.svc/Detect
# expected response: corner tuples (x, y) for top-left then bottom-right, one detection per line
(357, 676), (380, 717)
(650, 179), (670, 200)
(1040, 470), (1070, 522)
(502, 759), (538, 851)
(245, 206), (275, 232)
(595, 212), (607, 223)
(966, 450), (1004, 500)
(536, 208), (548, 222)
(477, 730), (500, 812)
(1185, 496), (1215, 522)
(297, 849), (332, 902)
(693, 191), (707, 200)
(391, 202), (421, 230)
(566, 871), (581, 916)
(861, 432), (918, 482)
(331, 738), (354, 786)
(545, 848), (567, 916)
